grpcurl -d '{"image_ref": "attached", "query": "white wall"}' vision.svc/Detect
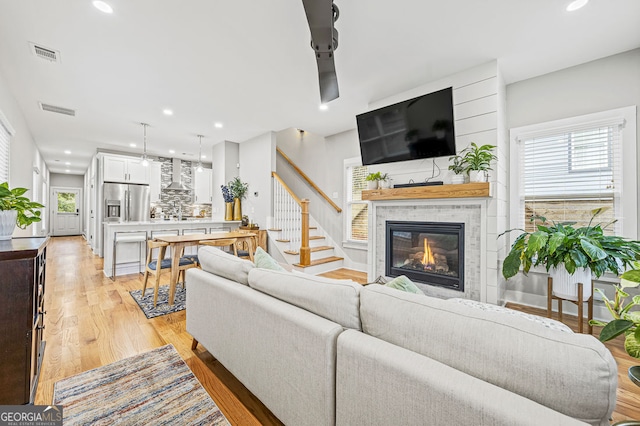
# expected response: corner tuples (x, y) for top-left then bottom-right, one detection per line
(0, 68), (49, 237)
(50, 172), (84, 188)
(238, 132), (276, 227)
(504, 48), (640, 315)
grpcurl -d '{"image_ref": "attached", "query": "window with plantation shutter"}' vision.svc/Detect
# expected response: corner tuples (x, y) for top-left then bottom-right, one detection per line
(510, 107), (637, 241)
(344, 158), (369, 245)
(0, 111), (14, 183)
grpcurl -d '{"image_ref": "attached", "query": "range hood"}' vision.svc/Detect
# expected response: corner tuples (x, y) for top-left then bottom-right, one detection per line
(166, 158), (189, 190)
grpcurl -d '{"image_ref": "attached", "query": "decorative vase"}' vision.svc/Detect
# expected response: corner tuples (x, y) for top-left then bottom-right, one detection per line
(224, 202), (233, 221)
(367, 181), (379, 190)
(0, 210), (17, 241)
(233, 198), (242, 221)
(451, 174), (465, 184)
(379, 179), (391, 189)
(550, 265), (592, 302)
(469, 170), (487, 183)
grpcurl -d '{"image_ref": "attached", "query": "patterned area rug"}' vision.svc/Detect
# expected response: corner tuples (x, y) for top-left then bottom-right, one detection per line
(53, 344), (229, 426)
(129, 285), (186, 319)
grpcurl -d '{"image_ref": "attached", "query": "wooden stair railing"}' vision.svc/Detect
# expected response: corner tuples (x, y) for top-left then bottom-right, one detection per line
(276, 147), (342, 213)
(272, 172), (311, 266)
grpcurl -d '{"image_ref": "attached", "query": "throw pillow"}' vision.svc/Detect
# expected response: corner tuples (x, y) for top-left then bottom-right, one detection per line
(254, 246), (286, 272)
(385, 275), (424, 295)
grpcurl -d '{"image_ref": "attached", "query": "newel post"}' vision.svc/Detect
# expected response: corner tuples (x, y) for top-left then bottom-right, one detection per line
(300, 199), (311, 266)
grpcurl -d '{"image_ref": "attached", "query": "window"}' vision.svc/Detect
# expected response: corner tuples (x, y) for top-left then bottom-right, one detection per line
(344, 158), (368, 244)
(0, 110), (14, 183)
(510, 107), (637, 240)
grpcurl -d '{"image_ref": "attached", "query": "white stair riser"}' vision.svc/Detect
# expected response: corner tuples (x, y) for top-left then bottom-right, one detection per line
(283, 249), (335, 262)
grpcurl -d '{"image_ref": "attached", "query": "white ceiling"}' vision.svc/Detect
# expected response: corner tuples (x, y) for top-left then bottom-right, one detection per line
(0, 0), (638, 174)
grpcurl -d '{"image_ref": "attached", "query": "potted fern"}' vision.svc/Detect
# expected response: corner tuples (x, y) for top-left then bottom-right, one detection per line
(0, 182), (44, 240)
(501, 208), (640, 302)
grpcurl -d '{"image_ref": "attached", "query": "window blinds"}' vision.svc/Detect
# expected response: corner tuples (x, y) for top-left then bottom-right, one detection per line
(516, 118), (624, 233)
(0, 111), (14, 184)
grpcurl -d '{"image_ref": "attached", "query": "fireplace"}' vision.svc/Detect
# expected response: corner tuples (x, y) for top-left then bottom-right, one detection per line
(386, 221), (464, 291)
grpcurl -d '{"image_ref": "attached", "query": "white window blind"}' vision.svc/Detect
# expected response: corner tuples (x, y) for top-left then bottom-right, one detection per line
(517, 117), (624, 234)
(345, 161), (369, 242)
(0, 111), (14, 183)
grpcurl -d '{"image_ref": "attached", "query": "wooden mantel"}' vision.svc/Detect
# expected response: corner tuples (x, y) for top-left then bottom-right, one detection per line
(362, 182), (491, 201)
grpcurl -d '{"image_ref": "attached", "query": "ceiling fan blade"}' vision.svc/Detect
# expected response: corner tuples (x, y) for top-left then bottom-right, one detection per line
(301, 0), (340, 102)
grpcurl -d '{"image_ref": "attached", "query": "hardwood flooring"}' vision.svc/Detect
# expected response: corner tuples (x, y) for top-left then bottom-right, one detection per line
(37, 236), (639, 424)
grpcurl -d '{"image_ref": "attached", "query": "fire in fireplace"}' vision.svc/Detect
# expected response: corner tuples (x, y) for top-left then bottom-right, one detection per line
(386, 221), (464, 291)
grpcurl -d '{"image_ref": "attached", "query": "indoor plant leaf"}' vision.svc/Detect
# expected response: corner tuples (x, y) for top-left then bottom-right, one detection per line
(624, 333), (640, 359)
(579, 238), (608, 261)
(621, 270), (640, 285)
(547, 232), (565, 255)
(599, 319), (634, 342)
(502, 248), (522, 279)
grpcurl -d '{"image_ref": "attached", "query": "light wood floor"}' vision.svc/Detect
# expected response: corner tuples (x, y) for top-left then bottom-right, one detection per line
(37, 236), (639, 424)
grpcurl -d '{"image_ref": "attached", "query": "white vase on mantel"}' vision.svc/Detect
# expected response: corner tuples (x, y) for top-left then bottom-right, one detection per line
(451, 174), (465, 184)
(468, 170), (487, 183)
(0, 210), (17, 241)
(367, 181), (379, 190)
(549, 265), (592, 302)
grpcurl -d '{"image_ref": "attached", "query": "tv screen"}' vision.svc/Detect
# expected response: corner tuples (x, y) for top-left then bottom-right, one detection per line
(356, 87), (456, 166)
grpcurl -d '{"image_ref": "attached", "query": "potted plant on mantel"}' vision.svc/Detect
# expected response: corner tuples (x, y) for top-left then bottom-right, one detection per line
(448, 154), (466, 184)
(462, 142), (497, 183)
(501, 208), (640, 302)
(228, 177), (249, 221)
(0, 182), (44, 240)
(365, 172), (382, 190)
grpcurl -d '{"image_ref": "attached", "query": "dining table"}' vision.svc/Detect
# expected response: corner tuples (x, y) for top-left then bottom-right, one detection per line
(155, 231), (257, 305)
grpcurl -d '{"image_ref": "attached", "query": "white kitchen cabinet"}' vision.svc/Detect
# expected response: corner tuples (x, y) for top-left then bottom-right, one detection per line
(193, 167), (212, 204)
(102, 154), (150, 184)
(149, 161), (162, 202)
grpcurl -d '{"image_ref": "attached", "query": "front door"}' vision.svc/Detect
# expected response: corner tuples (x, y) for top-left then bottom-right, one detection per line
(52, 188), (81, 236)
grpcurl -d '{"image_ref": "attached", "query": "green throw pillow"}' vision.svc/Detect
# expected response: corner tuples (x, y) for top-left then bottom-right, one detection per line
(254, 247), (286, 272)
(385, 275), (424, 295)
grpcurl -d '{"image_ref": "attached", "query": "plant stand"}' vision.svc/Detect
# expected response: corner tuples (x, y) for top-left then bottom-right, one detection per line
(546, 277), (593, 334)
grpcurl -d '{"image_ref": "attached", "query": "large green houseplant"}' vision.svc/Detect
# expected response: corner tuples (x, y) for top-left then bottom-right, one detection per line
(502, 208), (640, 300)
(0, 182), (44, 240)
(462, 142), (497, 182)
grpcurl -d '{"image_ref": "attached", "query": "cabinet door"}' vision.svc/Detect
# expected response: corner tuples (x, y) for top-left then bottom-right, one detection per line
(103, 156), (127, 183)
(126, 158), (150, 184)
(193, 168), (212, 204)
(149, 162), (162, 202)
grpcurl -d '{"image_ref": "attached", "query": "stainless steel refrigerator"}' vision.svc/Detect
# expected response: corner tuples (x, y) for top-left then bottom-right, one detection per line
(103, 183), (150, 222)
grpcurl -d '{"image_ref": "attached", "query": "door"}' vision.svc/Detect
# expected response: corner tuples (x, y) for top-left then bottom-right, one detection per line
(51, 188), (81, 236)
(127, 158), (150, 184)
(193, 167), (212, 204)
(127, 184), (150, 221)
(149, 161), (162, 202)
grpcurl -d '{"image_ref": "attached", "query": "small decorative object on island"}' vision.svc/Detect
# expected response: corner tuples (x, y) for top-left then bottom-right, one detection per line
(448, 153), (466, 184)
(221, 184), (234, 221)
(501, 208), (640, 302)
(0, 182), (44, 240)
(228, 177), (249, 221)
(462, 142), (497, 183)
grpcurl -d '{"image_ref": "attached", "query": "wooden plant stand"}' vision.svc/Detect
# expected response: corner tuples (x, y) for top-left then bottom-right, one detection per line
(547, 277), (593, 334)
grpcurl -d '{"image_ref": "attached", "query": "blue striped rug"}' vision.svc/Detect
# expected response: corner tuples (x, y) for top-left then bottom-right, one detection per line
(53, 344), (229, 426)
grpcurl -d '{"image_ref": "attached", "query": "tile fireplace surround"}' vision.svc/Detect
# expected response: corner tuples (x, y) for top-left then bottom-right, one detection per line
(368, 199), (489, 302)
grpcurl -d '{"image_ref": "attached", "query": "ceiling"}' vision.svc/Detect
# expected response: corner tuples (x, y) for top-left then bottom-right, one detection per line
(0, 0), (638, 175)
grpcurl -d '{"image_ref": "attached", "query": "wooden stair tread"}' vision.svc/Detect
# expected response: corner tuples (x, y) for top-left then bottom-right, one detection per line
(293, 256), (343, 268)
(309, 235), (325, 240)
(283, 246), (334, 256)
(275, 239), (290, 243)
(268, 228), (282, 231)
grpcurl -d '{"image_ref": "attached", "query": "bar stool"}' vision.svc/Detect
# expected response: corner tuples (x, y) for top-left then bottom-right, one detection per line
(112, 230), (147, 280)
(199, 238), (238, 256)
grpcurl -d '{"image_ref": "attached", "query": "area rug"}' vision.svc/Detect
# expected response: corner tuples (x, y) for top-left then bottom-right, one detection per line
(129, 285), (186, 319)
(53, 344), (229, 426)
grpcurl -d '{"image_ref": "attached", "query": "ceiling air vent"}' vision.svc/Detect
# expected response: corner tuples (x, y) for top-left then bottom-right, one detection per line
(29, 42), (61, 63)
(39, 102), (76, 117)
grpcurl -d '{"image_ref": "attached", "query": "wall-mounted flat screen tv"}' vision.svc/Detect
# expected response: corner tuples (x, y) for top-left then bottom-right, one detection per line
(356, 87), (456, 166)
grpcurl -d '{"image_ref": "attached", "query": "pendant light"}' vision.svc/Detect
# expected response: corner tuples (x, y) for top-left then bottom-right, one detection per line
(141, 123), (149, 167)
(196, 134), (204, 173)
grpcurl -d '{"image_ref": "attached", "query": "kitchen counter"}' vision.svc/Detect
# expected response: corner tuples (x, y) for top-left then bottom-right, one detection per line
(102, 219), (241, 278)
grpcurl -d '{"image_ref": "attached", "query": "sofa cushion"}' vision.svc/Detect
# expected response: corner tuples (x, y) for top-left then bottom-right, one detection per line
(253, 247), (286, 272)
(359, 285), (617, 426)
(198, 246), (254, 285)
(248, 268), (362, 330)
(385, 275), (424, 295)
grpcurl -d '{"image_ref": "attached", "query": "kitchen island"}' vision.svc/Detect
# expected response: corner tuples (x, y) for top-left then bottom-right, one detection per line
(103, 219), (240, 278)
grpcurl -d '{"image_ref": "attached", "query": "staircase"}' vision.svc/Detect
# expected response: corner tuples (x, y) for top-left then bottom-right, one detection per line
(270, 172), (344, 274)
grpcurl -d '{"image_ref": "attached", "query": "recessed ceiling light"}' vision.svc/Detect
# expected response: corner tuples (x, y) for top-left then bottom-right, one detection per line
(214, 122), (223, 129)
(169, 149), (175, 154)
(566, 0), (588, 11)
(163, 109), (173, 116)
(65, 162), (70, 165)
(129, 143), (137, 147)
(64, 150), (71, 154)
(201, 155), (206, 159)
(65, 169), (70, 173)
(93, 1), (113, 14)
(319, 104), (329, 111)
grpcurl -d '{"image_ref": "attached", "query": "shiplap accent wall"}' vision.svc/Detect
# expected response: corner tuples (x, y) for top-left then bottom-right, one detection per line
(367, 61), (507, 305)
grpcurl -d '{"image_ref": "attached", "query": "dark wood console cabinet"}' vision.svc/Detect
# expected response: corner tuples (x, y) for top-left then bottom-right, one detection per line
(0, 237), (48, 404)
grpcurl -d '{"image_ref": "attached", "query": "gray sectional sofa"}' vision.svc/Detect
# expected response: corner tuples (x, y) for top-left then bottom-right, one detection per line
(186, 247), (618, 426)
